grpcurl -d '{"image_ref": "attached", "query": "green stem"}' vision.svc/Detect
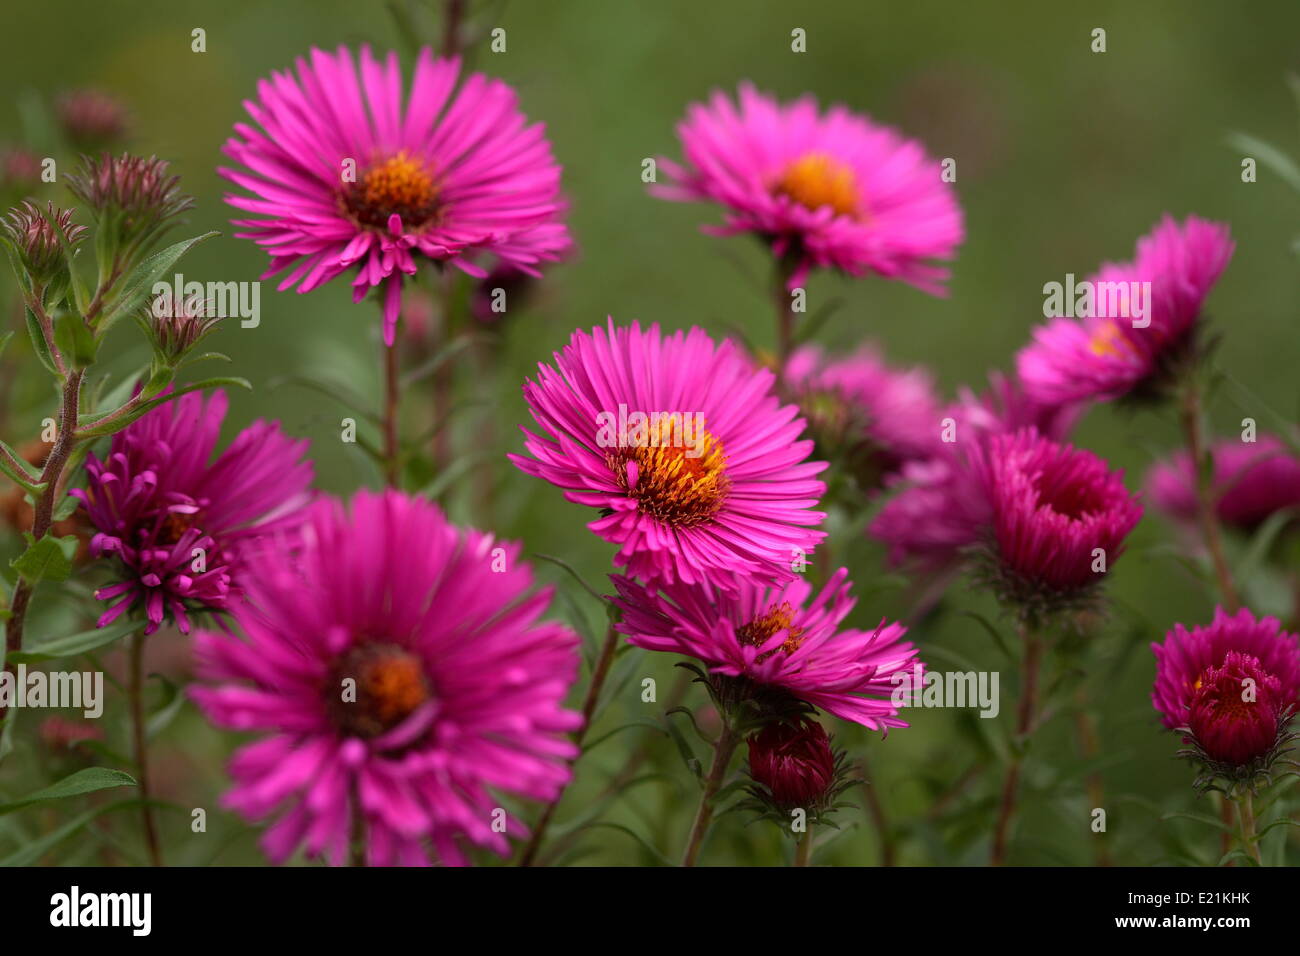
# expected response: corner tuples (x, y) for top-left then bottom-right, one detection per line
(1236, 790), (1262, 865)
(1180, 381), (1240, 612)
(794, 826), (814, 867)
(681, 720), (741, 866)
(129, 632), (163, 867)
(991, 624), (1042, 866)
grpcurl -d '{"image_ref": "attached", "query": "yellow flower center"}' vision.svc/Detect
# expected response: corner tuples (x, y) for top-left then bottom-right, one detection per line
(608, 417), (729, 528)
(736, 601), (806, 661)
(774, 152), (861, 217)
(1087, 320), (1138, 359)
(341, 151), (441, 231)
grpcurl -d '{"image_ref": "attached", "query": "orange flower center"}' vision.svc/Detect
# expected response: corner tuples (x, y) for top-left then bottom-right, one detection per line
(608, 418), (729, 528)
(1087, 320), (1138, 359)
(326, 643), (431, 739)
(774, 152), (861, 217)
(341, 151), (441, 231)
(736, 601), (806, 661)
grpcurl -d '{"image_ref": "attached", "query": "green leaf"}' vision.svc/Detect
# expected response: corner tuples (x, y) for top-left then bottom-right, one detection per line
(0, 767), (136, 815)
(0, 330), (13, 360)
(10, 534), (75, 583)
(0, 439), (43, 494)
(51, 491), (80, 522)
(96, 231), (219, 333)
(76, 376), (251, 439)
(1160, 809), (1233, 833)
(53, 310), (97, 369)
(22, 307), (58, 377)
(1226, 131), (1300, 194)
(147, 673), (187, 739)
(9, 616), (139, 663)
(0, 799), (140, 866)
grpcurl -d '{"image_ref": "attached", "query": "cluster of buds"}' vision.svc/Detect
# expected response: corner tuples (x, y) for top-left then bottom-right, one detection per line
(2, 200), (87, 286)
(66, 153), (193, 261)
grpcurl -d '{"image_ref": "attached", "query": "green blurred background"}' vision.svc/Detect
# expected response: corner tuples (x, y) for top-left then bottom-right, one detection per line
(1, 0), (1298, 865)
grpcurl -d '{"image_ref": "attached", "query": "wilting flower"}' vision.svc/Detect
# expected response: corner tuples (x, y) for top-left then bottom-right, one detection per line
(190, 490), (582, 866)
(1146, 433), (1300, 532)
(67, 153), (193, 256)
(746, 718), (839, 809)
(655, 83), (963, 291)
(73, 390), (313, 635)
(971, 430), (1142, 616)
(868, 371), (1079, 572)
(2, 201), (87, 284)
(783, 343), (943, 492)
(511, 320), (827, 590)
(1152, 607), (1300, 775)
(56, 89), (129, 150)
(1018, 216), (1234, 405)
(612, 568), (919, 731)
(221, 46), (571, 345)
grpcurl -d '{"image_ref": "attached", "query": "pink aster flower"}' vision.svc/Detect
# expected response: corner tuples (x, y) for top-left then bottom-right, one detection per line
(1146, 433), (1300, 532)
(1151, 607), (1300, 770)
(972, 429), (1142, 612)
(74, 390), (313, 635)
(220, 46), (571, 345)
(190, 490), (582, 867)
(655, 83), (963, 292)
(612, 568), (920, 731)
(784, 343), (943, 490)
(1018, 216), (1234, 405)
(868, 371), (1080, 571)
(510, 320), (828, 590)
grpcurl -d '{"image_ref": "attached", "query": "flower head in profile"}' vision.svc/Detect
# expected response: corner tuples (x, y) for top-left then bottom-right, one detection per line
(1152, 607), (1300, 783)
(1147, 433), (1300, 533)
(221, 45), (571, 345)
(1018, 216), (1234, 405)
(783, 343), (944, 493)
(612, 568), (920, 732)
(73, 390), (313, 635)
(742, 717), (857, 828)
(511, 320), (827, 591)
(971, 429), (1142, 620)
(655, 83), (963, 292)
(190, 490), (582, 866)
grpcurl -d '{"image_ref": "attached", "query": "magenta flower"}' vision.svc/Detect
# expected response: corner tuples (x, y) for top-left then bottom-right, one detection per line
(190, 490), (582, 866)
(784, 343), (944, 488)
(1018, 216), (1234, 405)
(655, 83), (963, 291)
(1146, 433), (1300, 532)
(220, 46), (571, 345)
(868, 372), (1079, 572)
(972, 429), (1142, 612)
(747, 718), (837, 810)
(1151, 607), (1300, 770)
(612, 568), (920, 731)
(510, 320), (827, 591)
(74, 390), (313, 635)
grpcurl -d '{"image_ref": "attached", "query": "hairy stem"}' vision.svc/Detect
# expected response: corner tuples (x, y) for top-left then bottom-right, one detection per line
(382, 338), (400, 487)
(1236, 790), (1262, 865)
(991, 625), (1042, 866)
(129, 632), (163, 867)
(2, 370), (84, 724)
(681, 720), (741, 867)
(794, 826), (814, 867)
